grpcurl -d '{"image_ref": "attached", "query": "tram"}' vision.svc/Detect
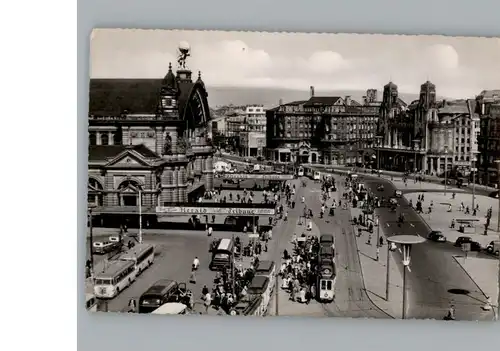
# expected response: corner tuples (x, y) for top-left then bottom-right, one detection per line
(297, 166), (304, 177)
(316, 259), (336, 302)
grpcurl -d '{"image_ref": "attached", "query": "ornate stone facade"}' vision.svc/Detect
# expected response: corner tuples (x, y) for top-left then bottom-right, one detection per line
(88, 57), (214, 212)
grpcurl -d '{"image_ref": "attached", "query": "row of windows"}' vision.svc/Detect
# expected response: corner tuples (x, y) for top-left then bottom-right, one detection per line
(89, 132), (121, 146)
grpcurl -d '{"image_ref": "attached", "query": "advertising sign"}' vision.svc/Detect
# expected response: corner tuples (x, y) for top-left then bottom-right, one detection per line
(156, 206), (275, 216)
(223, 173), (294, 180)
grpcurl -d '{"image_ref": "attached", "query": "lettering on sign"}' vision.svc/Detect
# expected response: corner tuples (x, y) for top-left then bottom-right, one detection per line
(223, 173), (294, 180)
(155, 206), (275, 216)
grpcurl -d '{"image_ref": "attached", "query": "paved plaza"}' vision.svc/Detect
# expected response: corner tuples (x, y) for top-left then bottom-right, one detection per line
(87, 178), (300, 314)
(403, 191), (500, 246)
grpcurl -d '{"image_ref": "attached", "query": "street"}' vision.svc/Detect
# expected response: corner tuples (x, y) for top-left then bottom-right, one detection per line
(361, 175), (493, 320)
(301, 178), (391, 318)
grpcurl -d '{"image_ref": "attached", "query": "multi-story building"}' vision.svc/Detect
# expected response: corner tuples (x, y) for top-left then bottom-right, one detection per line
(240, 105), (266, 157)
(244, 105), (266, 133)
(87, 50), (214, 225)
(377, 80), (480, 175)
(477, 90), (500, 185)
(266, 87), (380, 166)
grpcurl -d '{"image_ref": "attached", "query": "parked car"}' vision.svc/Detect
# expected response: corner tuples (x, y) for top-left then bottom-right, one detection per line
(427, 230), (446, 242)
(394, 190), (403, 197)
(486, 240), (500, 256)
(454, 236), (481, 251)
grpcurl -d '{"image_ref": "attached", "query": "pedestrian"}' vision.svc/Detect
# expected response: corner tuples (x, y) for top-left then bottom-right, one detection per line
(190, 269), (196, 284)
(128, 298), (137, 313)
(192, 256), (200, 271)
(204, 292), (212, 313)
(207, 226), (213, 236)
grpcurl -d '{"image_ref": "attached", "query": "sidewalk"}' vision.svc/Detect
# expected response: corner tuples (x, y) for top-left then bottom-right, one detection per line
(350, 206), (404, 319)
(403, 191), (499, 247)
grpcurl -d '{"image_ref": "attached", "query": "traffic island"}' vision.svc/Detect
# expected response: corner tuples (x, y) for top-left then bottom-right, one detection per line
(351, 207), (404, 319)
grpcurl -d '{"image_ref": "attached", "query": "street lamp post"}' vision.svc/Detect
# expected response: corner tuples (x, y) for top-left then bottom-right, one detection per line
(444, 145), (449, 196)
(375, 135), (383, 177)
(496, 160), (500, 233)
(471, 156), (477, 210)
(413, 139), (420, 182)
(138, 189), (143, 244)
(387, 235), (426, 319)
(88, 207), (94, 278)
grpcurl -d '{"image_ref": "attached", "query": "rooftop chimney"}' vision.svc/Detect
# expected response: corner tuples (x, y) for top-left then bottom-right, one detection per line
(279, 98), (283, 106)
(345, 96), (351, 106)
(310, 86), (315, 98)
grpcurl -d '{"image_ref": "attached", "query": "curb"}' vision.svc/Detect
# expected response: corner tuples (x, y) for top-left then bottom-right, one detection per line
(451, 255), (490, 302)
(350, 221), (395, 319)
(450, 255), (499, 320)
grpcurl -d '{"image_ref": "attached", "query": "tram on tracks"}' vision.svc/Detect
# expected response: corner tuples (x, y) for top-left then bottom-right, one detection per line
(316, 258), (336, 302)
(297, 166), (304, 177)
(312, 237), (336, 302)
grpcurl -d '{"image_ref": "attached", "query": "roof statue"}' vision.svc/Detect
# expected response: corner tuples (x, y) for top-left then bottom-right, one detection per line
(177, 41), (191, 70)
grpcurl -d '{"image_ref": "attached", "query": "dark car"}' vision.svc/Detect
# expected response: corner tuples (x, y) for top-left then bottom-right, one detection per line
(427, 230), (446, 242)
(454, 236), (481, 251)
(319, 234), (334, 247)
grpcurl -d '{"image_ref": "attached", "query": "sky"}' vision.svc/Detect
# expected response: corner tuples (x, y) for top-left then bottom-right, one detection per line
(90, 29), (500, 98)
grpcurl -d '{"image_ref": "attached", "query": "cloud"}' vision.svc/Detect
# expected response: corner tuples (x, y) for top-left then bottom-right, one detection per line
(90, 30), (500, 98)
(305, 51), (350, 74)
(425, 44), (460, 71)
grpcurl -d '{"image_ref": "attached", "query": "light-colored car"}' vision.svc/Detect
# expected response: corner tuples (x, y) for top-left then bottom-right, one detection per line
(486, 240), (500, 256)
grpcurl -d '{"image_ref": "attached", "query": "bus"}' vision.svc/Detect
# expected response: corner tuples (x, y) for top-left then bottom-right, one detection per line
(297, 166), (304, 177)
(93, 260), (137, 299)
(209, 238), (234, 271)
(138, 279), (186, 313)
(118, 244), (155, 275)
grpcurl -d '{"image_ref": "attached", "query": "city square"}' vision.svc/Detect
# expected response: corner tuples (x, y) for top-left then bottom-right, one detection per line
(86, 29), (499, 320)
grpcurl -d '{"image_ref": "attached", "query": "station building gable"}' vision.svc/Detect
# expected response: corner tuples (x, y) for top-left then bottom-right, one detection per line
(88, 78), (211, 126)
(88, 144), (159, 168)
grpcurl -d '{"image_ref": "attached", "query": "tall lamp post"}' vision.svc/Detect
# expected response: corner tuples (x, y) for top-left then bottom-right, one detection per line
(471, 156), (477, 210)
(444, 145), (449, 196)
(387, 235), (426, 319)
(413, 139), (420, 182)
(88, 205), (96, 279)
(375, 135), (383, 177)
(138, 188), (143, 244)
(496, 160), (500, 233)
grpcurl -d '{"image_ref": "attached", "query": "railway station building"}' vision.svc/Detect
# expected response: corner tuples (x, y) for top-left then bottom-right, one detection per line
(87, 56), (215, 220)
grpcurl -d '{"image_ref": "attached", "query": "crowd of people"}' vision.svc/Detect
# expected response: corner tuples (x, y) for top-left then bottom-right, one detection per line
(279, 235), (321, 304)
(193, 179), (294, 315)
